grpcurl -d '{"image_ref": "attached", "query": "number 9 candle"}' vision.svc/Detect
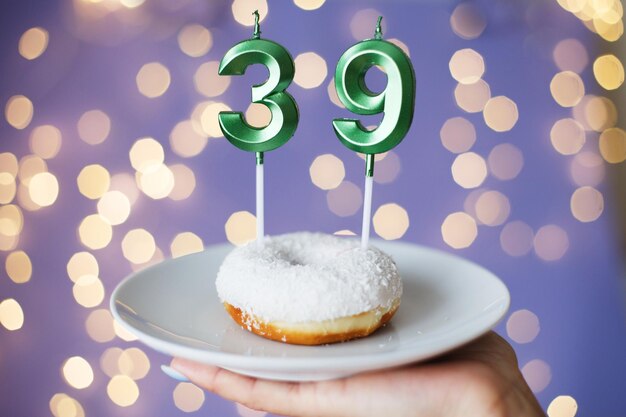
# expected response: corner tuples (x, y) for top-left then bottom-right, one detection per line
(218, 11), (299, 246)
(333, 16), (416, 248)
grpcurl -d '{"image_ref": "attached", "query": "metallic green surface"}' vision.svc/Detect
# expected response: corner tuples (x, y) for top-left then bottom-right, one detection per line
(332, 21), (416, 158)
(217, 26), (298, 154)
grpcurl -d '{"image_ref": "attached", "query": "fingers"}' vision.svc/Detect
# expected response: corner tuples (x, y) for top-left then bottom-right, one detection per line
(171, 358), (316, 416)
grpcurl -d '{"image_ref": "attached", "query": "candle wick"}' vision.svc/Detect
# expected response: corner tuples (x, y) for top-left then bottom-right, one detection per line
(375, 16), (383, 39)
(252, 10), (261, 39)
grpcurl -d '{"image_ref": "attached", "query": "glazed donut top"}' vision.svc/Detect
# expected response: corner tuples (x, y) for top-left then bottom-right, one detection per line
(216, 232), (402, 323)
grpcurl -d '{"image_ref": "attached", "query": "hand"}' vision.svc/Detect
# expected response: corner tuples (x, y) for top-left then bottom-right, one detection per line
(171, 332), (545, 417)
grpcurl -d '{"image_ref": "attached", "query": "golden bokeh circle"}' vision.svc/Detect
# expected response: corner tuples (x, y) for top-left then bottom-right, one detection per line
(29, 172), (59, 207)
(85, 309), (115, 343)
(454, 79), (491, 113)
(450, 3), (486, 40)
(122, 228), (156, 264)
(136, 62), (171, 98)
(169, 164), (196, 201)
(550, 118), (586, 155)
(19, 27), (49, 60)
(62, 356), (94, 389)
(534, 225), (569, 261)
(326, 181), (363, 217)
(5, 250), (32, 284)
(194, 61), (230, 97)
(309, 154), (345, 190)
(225, 211), (257, 246)
(77, 110), (111, 145)
(294, 0), (325, 11)
(97, 191), (131, 225)
(506, 309), (540, 344)
(449, 48), (485, 84)
(78, 214), (113, 250)
(0, 298), (24, 331)
(67, 252), (98, 283)
(29, 125), (62, 159)
(173, 382), (205, 412)
(570, 151), (605, 186)
(72, 275), (105, 308)
(547, 395), (578, 417)
(440, 117), (476, 153)
(5, 95), (33, 130)
(232, 0), (268, 26)
(570, 186), (603, 222)
(553, 38), (588, 73)
(474, 190), (510, 226)
(178, 24), (213, 58)
(593, 54), (625, 90)
(170, 232), (204, 258)
(107, 375), (139, 407)
(77, 165), (110, 200)
(550, 71), (585, 107)
(294, 52), (328, 89)
(129, 137), (164, 172)
(170, 120), (208, 158)
(521, 359), (551, 393)
(373, 203), (409, 240)
(441, 212), (478, 249)
(483, 96), (519, 132)
(599, 127), (626, 163)
(451, 152), (487, 189)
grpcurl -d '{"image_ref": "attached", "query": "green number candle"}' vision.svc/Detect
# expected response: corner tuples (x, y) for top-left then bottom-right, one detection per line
(218, 11), (299, 246)
(333, 16), (416, 248)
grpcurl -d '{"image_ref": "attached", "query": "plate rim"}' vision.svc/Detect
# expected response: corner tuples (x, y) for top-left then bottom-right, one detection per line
(110, 239), (510, 372)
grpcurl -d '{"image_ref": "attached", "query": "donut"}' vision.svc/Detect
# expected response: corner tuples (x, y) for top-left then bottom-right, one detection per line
(216, 232), (402, 345)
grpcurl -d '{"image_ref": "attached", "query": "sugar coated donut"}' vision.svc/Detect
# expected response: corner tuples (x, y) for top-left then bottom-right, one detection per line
(216, 232), (402, 345)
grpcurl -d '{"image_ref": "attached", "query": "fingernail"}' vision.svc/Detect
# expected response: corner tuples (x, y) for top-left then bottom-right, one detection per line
(161, 364), (189, 382)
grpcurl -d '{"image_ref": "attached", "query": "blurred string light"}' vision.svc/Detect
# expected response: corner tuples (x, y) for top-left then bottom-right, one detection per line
(62, 356), (94, 389)
(122, 228), (156, 264)
(488, 144), (524, 181)
(245, 102), (272, 127)
(77, 164), (110, 200)
(67, 251), (98, 283)
(556, 0), (624, 42)
(170, 232), (204, 258)
(195, 61), (230, 97)
(553, 38), (589, 73)
(522, 359), (552, 393)
(107, 375), (139, 407)
(483, 96), (519, 132)
(455, 79), (491, 113)
(85, 309), (116, 342)
(550, 71), (585, 107)
(168, 164), (196, 201)
(72, 274), (105, 308)
(78, 214), (112, 250)
(506, 309), (540, 344)
(450, 2), (486, 39)
(170, 120), (208, 157)
(232, 0), (268, 26)
(571, 151), (605, 185)
(136, 62), (171, 98)
(440, 117), (476, 153)
(448, 48), (485, 84)
(534, 225), (569, 261)
(451, 152), (487, 189)
(293, 0), (326, 11)
(374, 151), (401, 184)
(550, 118), (586, 155)
(500, 221), (534, 257)
(593, 54), (624, 90)
(441, 212), (477, 249)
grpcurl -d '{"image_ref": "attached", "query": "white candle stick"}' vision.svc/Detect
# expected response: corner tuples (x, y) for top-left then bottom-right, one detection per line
(256, 156), (265, 247)
(361, 174), (373, 249)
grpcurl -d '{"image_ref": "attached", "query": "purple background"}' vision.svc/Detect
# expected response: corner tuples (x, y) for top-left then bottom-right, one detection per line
(1, 0), (625, 416)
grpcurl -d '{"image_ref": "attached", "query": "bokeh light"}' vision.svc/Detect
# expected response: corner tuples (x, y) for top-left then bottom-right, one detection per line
(194, 61), (230, 97)
(0, 298), (24, 330)
(451, 152), (487, 189)
(97, 191), (131, 225)
(483, 96), (519, 132)
(18, 154), (47, 186)
(570, 186), (604, 222)
(294, 52), (328, 89)
(593, 54), (624, 90)
(72, 275), (105, 308)
(475, 190), (510, 226)
(440, 117), (476, 153)
(350, 9), (382, 40)
(500, 221), (534, 256)
(118, 347), (150, 380)
(225, 211), (256, 246)
(245, 103), (272, 128)
(448, 48), (485, 84)
(49, 393), (85, 417)
(170, 120), (208, 158)
(170, 232), (204, 258)
(309, 154), (345, 190)
(138, 164), (175, 199)
(547, 395), (578, 417)
(441, 212), (478, 249)
(136, 62), (171, 98)
(553, 38), (588, 73)
(28, 172), (59, 207)
(550, 71), (585, 107)
(85, 309), (115, 343)
(450, 2), (486, 39)
(200, 102), (232, 137)
(570, 151), (605, 186)
(294, 0), (326, 11)
(78, 214), (113, 250)
(5, 95), (33, 130)
(522, 359), (552, 393)
(326, 181), (362, 217)
(77, 110), (111, 145)
(168, 164), (196, 201)
(67, 252), (98, 283)
(29, 125), (62, 159)
(488, 143), (524, 181)
(130, 137), (164, 172)
(374, 151), (401, 184)
(178, 24), (213, 58)
(534, 225), (569, 261)
(454, 79), (491, 113)
(107, 375), (139, 407)
(62, 357), (94, 389)
(18, 27), (49, 60)
(373, 203), (409, 240)
(506, 309), (540, 344)
(599, 127), (626, 163)
(77, 165), (110, 200)
(122, 229), (156, 264)
(173, 382), (205, 412)
(231, 0), (268, 26)
(550, 118), (586, 155)
(5, 250), (32, 284)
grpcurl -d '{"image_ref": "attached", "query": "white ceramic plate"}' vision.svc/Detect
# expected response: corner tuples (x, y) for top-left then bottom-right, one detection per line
(111, 240), (509, 381)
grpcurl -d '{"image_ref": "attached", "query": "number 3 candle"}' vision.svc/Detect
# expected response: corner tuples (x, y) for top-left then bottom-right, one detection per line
(333, 17), (416, 248)
(218, 11), (299, 246)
